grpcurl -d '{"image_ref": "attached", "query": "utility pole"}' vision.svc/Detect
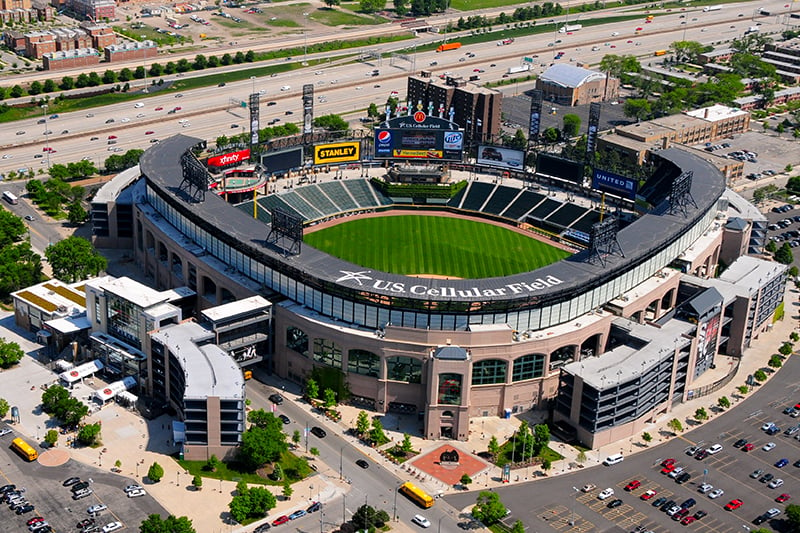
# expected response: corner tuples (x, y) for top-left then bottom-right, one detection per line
(339, 446), (344, 480)
(305, 423), (309, 453)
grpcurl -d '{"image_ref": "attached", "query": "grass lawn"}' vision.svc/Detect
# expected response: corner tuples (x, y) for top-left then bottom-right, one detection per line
(305, 215), (570, 278)
(310, 7), (385, 26)
(175, 450), (311, 486)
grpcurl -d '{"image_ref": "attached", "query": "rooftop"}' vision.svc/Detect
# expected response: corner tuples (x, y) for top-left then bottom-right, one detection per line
(12, 279), (86, 315)
(86, 276), (172, 309)
(93, 165), (140, 204)
(201, 295), (272, 324)
(685, 104), (749, 122)
(718, 255), (787, 292)
(538, 63), (605, 88)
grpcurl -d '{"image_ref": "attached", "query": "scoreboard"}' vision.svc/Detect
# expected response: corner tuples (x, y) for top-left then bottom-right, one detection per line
(374, 113), (464, 161)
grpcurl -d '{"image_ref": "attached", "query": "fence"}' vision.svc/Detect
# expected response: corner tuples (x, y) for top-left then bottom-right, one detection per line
(687, 359), (740, 400)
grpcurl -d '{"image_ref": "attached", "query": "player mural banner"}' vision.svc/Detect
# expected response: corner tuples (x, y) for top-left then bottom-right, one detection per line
(592, 168), (638, 200)
(313, 142), (361, 165)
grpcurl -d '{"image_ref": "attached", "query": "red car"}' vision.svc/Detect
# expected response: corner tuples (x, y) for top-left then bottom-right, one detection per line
(681, 516), (696, 525)
(145, 131), (155, 135)
(777, 493), (791, 503)
(108, 135), (117, 140)
(635, 27), (643, 30)
(272, 516), (290, 526)
(627, 40), (634, 43)
(743, 443), (755, 452)
(624, 480), (641, 491)
(27, 517), (45, 526)
(640, 490), (657, 500)
(661, 463), (676, 474)
(724, 499), (743, 511)
(155, 107), (164, 111)
(661, 458), (676, 467)
(173, 106), (182, 111)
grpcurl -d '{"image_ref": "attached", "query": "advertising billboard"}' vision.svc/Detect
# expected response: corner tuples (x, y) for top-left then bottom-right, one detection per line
(374, 114), (463, 161)
(476, 145), (525, 170)
(591, 169), (638, 200)
(313, 142), (361, 165)
(261, 147), (303, 174)
(208, 149), (251, 168)
(536, 153), (584, 183)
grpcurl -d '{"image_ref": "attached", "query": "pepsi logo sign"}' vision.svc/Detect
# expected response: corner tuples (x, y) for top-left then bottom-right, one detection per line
(377, 131), (391, 143)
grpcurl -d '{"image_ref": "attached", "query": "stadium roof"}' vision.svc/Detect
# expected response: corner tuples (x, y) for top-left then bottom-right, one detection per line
(538, 64), (605, 88)
(141, 137), (726, 307)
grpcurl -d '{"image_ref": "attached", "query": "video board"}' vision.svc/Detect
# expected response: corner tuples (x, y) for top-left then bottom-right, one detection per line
(476, 145), (525, 170)
(374, 113), (463, 161)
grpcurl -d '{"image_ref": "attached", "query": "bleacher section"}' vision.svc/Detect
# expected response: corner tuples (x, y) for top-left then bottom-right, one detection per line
(257, 196), (302, 221)
(447, 183), (468, 208)
(546, 204), (590, 229)
(502, 191), (546, 221)
(235, 202), (272, 224)
(319, 181), (359, 212)
(460, 182), (495, 212)
(482, 185), (521, 216)
(344, 180), (392, 207)
(295, 185), (339, 215)
(571, 210), (602, 235)
(527, 198), (562, 220)
(279, 192), (324, 221)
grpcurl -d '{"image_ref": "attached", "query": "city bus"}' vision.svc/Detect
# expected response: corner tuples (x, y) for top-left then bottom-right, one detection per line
(11, 437), (38, 461)
(2, 191), (18, 205)
(399, 482), (434, 508)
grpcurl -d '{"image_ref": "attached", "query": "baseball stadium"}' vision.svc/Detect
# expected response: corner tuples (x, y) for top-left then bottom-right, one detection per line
(114, 102), (785, 448)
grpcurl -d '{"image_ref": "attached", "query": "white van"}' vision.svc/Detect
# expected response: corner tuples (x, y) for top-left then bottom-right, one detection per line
(280, 85), (291, 91)
(603, 453), (624, 466)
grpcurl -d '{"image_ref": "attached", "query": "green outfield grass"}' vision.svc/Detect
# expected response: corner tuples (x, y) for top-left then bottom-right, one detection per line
(305, 215), (571, 279)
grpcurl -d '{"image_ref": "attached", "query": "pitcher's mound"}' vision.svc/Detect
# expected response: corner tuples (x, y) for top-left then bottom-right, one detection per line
(38, 448), (70, 467)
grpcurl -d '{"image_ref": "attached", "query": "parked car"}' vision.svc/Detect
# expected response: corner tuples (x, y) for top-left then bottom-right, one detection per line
(709, 489), (725, 499)
(412, 515), (431, 528)
(598, 488), (615, 500)
(271, 516), (290, 526)
(310, 426), (326, 438)
(724, 499), (744, 511)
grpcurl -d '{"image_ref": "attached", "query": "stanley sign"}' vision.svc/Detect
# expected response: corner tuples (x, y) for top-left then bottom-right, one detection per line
(313, 142), (360, 165)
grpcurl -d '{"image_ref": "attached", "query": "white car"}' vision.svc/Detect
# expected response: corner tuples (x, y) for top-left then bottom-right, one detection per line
(120, 117), (130, 123)
(611, 31), (619, 36)
(668, 466), (684, 478)
(769, 478), (784, 489)
(708, 488), (725, 499)
(124, 484), (143, 493)
(763, 442), (777, 451)
(762, 422), (776, 431)
(0, 428), (12, 437)
(598, 488), (614, 500)
(698, 483), (713, 493)
(412, 515), (431, 528)
(87, 504), (107, 515)
(581, 484), (596, 493)
(102, 522), (123, 533)
(127, 488), (146, 498)
(134, 103), (144, 108)
(280, 85), (291, 91)
(706, 443), (723, 454)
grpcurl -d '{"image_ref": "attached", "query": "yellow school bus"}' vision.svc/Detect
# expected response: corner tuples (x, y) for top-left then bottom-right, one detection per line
(399, 482), (434, 508)
(11, 437), (38, 461)
(654, 50), (667, 56)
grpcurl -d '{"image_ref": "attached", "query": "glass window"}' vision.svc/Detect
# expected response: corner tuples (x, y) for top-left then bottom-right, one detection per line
(512, 353), (545, 382)
(313, 338), (342, 369)
(437, 373), (462, 405)
(472, 359), (507, 385)
(347, 349), (380, 377)
(106, 294), (142, 349)
(286, 326), (308, 357)
(386, 356), (422, 383)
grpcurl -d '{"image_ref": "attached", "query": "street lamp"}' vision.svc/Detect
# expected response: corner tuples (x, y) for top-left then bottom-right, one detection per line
(339, 446), (344, 480)
(393, 483), (402, 522)
(438, 516), (445, 533)
(250, 75), (256, 96)
(569, 486), (580, 526)
(302, 12), (310, 65)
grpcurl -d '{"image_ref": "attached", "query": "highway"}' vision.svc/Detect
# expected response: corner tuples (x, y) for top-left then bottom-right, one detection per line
(0, 1), (797, 175)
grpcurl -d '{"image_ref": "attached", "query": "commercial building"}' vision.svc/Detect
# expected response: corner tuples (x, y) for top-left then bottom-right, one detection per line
(534, 63), (619, 106)
(103, 40), (157, 63)
(42, 47), (100, 70)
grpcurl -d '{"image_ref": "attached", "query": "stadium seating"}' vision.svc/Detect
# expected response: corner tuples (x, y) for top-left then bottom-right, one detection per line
(318, 181), (359, 211)
(570, 210), (602, 235)
(257, 196), (303, 221)
(343, 180), (392, 207)
(279, 191), (324, 221)
(546, 204), (589, 228)
(294, 184), (339, 215)
(459, 182), (495, 212)
(482, 185), (522, 216)
(527, 198), (562, 220)
(502, 191), (546, 221)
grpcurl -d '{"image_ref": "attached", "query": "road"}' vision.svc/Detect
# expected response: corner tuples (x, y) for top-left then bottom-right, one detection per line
(446, 354), (800, 533)
(244, 378), (463, 533)
(1, 2), (796, 175)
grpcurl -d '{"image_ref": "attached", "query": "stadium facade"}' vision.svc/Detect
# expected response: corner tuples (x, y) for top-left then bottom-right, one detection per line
(92, 131), (785, 448)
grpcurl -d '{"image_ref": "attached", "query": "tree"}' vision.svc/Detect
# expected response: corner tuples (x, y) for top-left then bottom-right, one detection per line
(369, 418), (387, 445)
(139, 514), (196, 533)
(248, 409), (283, 429)
(45, 236), (107, 283)
(41, 385), (70, 414)
(305, 377), (319, 400)
(240, 424), (288, 470)
(359, 0), (386, 13)
(292, 430), (301, 447)
(309, 447), (320, 457)
(766, 240), (778, 254)
(754, 369), (768, 382)
(770, 354), (784, 368)
(192, 475), (203, 490)
(148, 462), (164, 483)
(506, 129), (527, 150)
(0, 398), (8, 418)
(352, 504), (389, 530)
(460, 473), (472, 487)
(314, 114), (349, 133)
(67, 202), (88, 226)
(542, 127), (560, 143)
(562, 114), (581, 138)
(738, 385), (749, 394)
(400, 433), (414, 453)
(77, 422), (102, 445)
(472, 491), (507, 525)
(271, 463), (284, 482)
(718, 396), (731, 410)
(576, 450), (587, 465)
(487, 435), (500, 457)
(0, 339), (24, 368)
(45, 429), (58, 446)
(623, 98), (652, 121)
(668, 418), (683, 433)
(323, 387), (337, 409)
(642, 432), (652, 445)
(282, 481), (293, 500)
(323, 0), (341, 7)
(203, 454), (220, 472)
(779, 342), (794, 356)
(775, 242), (795, 265)
(393, 0), (409, 16)
(694, 407), (708, 422)
(792, 331), (800, 342)
(356, 410), (370, 437)
(510, 520), (525, 533)
(541, 458), (552, 474)
(532, 423), (550, 456)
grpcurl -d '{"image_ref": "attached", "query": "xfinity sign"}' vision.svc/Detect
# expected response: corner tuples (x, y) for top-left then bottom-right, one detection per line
(335, 271), (564, 298)
(208, 149), (251, 167)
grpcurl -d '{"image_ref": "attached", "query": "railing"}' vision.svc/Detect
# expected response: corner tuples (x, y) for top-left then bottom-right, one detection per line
(686, 359), (740, 400)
